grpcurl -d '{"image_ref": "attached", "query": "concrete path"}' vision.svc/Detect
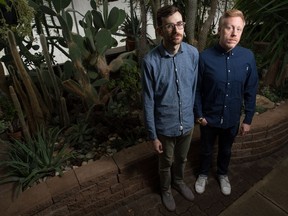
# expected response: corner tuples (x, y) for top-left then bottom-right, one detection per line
(219, 155), (288, 216)
(106, 143), (288, 216)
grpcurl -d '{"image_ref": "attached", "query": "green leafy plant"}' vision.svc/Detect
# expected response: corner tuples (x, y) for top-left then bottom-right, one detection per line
(0, 119), (9, 133)
(0, 126), (72, 195)
(0, 0), (35, 39)
(109, 125), (146, 152)
(120, 11), (142, 40)
(108, 59), (142, 111)
(106, 100), (129, 118)
(235, 0), (288, 87)
(0, 95), (16, 122)
(65, 121), (95, 147)
(260, 85), (281, 102)
(255, 105), (267, 114)
(0, 95), (19, 134)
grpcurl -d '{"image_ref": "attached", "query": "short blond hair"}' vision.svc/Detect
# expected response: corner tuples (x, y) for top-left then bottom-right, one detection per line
(219, 9), (245, 26)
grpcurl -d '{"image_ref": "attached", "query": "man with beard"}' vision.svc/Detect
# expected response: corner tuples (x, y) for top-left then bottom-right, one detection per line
(141, 5), (199, 212)
(194, 9), (258, 196)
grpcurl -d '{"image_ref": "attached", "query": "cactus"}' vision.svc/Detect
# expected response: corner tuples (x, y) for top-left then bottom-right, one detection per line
(60, 96), (70, 127)
(40, 34), (61, 99)
(7, 30), (45, 133)
(9, 85), (31, 141)
(0, 62), (9, 96)
(35, 66), (53, 112)
(39, 33), (70, 126)
(36, 0), (126, 78)
(25, 0), (131, 109)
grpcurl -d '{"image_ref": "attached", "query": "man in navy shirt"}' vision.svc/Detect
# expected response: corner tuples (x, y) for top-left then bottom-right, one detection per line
(194, 9), (258, 196)
(142, 5), (198, 211)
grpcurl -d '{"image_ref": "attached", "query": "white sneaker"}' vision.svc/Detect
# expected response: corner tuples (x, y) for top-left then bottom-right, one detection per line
(195, 175), (208, 194)
(218, 175), (231, 195)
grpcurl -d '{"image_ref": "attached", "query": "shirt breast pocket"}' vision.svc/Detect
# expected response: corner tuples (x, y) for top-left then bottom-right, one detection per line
(234, 65), (249, 83)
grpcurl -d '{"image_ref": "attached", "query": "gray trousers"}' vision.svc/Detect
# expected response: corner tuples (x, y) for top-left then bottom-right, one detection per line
(157, 129), (193, 191)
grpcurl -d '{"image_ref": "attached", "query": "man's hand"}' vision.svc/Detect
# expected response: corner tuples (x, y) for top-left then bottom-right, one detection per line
(152, 139), (163, 154)
(197, 117), (208, 126)
(240, 123), (251, 135)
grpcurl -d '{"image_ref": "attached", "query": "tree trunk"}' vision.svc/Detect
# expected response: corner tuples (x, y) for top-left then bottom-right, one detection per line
(264, 59), (280, 87)
(149, 0), (161, 43)
(185, 0), (198, 46)
(197, 0), (218, 52)
(138, 0), (149, 65)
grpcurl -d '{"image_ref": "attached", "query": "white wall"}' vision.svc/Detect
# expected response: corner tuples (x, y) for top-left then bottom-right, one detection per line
(0, 0), (156, 68)
(71, 0), (156, 45)
(56, 0), (156, 63)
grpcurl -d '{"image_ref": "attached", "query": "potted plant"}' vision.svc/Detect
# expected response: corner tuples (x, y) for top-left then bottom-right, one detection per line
(120, 11), (142, 51)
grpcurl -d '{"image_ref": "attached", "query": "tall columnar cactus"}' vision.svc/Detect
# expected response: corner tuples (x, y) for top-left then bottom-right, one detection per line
(39, 34), (70, 126)
(35, 67), (53, 113)
(7, 30), (45, 132)
(0, 62), (9, 96)
(9, 86), (31, 142)
(40, 34), (61, 101)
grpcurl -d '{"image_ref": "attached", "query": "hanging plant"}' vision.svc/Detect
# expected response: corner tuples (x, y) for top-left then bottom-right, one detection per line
(0, 0), (35, 39)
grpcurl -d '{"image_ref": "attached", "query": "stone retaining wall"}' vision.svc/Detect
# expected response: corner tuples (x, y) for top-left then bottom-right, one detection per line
(4, 103), (288, 216)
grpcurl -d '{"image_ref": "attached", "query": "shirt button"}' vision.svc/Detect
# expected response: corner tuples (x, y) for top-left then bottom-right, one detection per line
(228, 70), (231, 72)
(227, 57), (230, 60)
(228, 82), (230, 85)
(226, 94), (228, 96)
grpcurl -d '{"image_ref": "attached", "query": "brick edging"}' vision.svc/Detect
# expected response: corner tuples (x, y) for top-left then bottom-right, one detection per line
(5, 103), (288, 216)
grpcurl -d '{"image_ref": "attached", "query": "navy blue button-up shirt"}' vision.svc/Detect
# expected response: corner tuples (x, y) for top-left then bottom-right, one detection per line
(194, 44), (258, 128)
(142, 42), (199, 140)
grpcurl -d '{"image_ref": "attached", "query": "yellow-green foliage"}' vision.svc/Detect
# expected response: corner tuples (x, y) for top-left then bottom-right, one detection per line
(0, 0), (35, 39)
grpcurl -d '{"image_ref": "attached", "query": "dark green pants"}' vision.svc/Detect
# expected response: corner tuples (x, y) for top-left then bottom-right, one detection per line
(157, 129), (193, 191)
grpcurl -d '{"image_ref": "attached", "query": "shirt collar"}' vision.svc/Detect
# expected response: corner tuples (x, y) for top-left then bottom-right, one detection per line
(158, 41), (184, 58)
(215, 43), (236, 56)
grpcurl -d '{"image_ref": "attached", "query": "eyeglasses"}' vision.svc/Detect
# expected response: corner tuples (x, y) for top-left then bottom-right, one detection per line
(161, 21), (186, 31)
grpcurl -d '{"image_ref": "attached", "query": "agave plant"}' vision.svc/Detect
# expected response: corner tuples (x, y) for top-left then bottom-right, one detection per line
(235, 0), (288, 87)
(0, 126), (72, 195)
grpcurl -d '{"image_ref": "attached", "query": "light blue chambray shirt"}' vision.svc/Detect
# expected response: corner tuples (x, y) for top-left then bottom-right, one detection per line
(142, 42), (199, 140)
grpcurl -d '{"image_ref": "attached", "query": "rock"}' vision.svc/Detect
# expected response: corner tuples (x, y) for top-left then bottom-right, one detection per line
(256, 94), (275, 109)
(109, 136), (116, 141)
(64, 166), (72, 171)
(85, 152), (95, 159)
(88, 159), (94, 163)
(77, 154), (85, 159)
(81, 161), (88, 166)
